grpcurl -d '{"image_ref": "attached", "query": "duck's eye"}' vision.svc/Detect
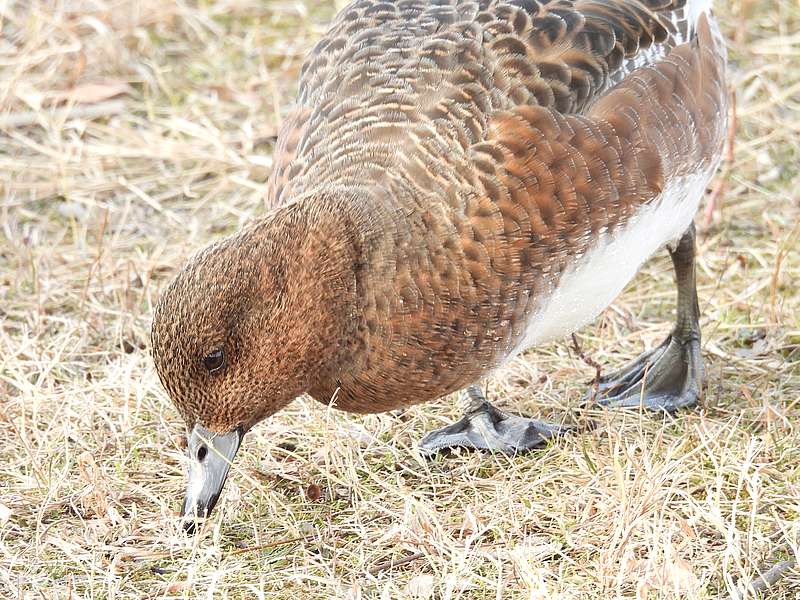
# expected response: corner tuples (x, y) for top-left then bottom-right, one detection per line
(202, 349), (225, 373)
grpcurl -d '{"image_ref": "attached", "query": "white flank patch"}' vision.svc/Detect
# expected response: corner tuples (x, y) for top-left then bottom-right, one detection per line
(506, 169), (712, 359)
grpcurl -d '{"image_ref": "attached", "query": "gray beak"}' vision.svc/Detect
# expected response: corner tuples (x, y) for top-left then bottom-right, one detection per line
(180, 424), (243, 533)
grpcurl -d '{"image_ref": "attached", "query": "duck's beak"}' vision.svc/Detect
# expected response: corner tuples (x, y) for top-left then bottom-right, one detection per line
(180, 424), (243, 534)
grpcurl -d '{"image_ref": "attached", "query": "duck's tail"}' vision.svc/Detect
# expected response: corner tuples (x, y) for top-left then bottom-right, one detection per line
(689, 0), (725, 41)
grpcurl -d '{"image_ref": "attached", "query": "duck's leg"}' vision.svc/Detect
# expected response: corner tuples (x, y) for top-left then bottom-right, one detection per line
(590, 224), (703, 411)
(418, 385), (569, 455)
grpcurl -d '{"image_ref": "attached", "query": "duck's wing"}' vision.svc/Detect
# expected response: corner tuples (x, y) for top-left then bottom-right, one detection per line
(478, 9), (726, 245)
(295, 0), (705, 116)
(266, 1), (720, 207)
(578, 0), (715, 98)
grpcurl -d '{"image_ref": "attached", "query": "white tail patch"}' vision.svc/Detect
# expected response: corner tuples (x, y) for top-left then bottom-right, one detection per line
(679, 0), (715, 43)
(686, 0), (714, 24)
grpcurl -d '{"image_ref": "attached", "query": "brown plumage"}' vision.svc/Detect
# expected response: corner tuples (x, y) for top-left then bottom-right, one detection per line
(153, 1), (726, 440)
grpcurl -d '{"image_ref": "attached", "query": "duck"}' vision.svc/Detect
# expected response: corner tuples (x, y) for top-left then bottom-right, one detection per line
(151, 0), (728, 531)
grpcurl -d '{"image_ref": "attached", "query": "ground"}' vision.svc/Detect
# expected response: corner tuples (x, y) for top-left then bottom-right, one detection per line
(1, 1), (798, 598)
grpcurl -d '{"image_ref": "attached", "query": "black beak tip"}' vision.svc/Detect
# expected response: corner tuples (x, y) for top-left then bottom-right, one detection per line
(179, 494), (219, 535)
(180, 498), (201, 535)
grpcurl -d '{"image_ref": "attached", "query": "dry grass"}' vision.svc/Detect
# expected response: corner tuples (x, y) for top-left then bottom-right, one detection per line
(1, 0), (798, 598)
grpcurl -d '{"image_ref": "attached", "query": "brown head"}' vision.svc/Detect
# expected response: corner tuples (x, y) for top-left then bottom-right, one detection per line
(151, 193), (367, 530)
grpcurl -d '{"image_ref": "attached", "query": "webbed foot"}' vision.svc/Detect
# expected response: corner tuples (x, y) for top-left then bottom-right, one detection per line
(589, 333), (702, 411)
(588, 224), (704, 413)
(419, 386), (570, 455)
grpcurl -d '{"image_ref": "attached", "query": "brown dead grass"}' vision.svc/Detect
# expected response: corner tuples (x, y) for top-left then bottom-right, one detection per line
(1, 0), (798, 598)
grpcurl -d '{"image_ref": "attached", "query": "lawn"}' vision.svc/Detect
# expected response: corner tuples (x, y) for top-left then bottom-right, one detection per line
(1, 0), (798, 598)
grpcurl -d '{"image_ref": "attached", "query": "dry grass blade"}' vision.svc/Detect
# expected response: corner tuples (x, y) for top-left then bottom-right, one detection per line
(368, 552), (427, 576)
(0, 99), (127, 128)
(1, 0), (798, 598)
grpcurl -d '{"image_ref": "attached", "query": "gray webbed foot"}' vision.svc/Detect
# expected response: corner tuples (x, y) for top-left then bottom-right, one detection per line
(419, 386), (570, 455)
(588, 223), (704, 413)
(588, 333), (702, 411)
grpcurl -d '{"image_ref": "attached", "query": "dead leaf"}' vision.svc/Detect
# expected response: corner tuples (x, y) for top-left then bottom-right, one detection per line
(306, 482), (322, 501)
(458, 507), (479, 539)
(67, 51), (87, 87)
(513, 535), (562, 561)
(405, 574), (435, 599)
(663, 556), (701, 594)
(445, 575), (479, 593)
(636, 555), (701, 596)
(341, 582), (363, 600)
(165, 581), (190, 594)
(77, 450), (109, 517)
(55, 79), (131, 105)
(679, 517), (698, 540)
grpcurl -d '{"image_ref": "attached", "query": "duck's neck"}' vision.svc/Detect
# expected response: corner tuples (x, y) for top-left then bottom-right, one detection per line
(257, 187), (385, 404)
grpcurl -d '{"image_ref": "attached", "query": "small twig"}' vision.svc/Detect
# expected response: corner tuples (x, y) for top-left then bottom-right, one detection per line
(0, 99), (126, 129)
(704, 178), (726, 228)
(746, 558), (797, 593)
(571, 333), (602, 402)
(727, 545), (797, 599)
(227, 535), (307, 556)
(368, 551), (426, 575)
(769, 220), (800, 325)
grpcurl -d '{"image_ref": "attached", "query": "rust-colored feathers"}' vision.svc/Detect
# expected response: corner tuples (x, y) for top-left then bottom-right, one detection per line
(153, 0), (727, 431)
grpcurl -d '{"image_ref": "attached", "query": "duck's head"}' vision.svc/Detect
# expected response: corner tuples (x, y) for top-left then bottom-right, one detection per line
(151, 198), (363, 532)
